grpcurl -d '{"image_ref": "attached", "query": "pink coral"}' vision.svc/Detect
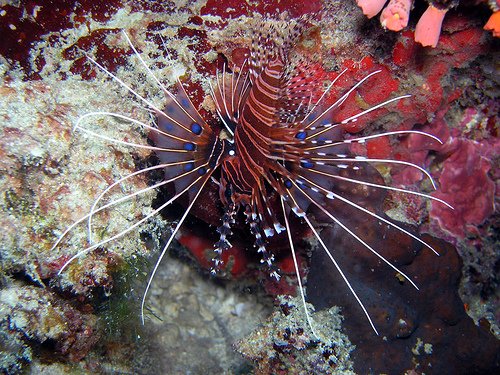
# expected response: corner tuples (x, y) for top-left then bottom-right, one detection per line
(390, 106), (496, 240)
(356, 0), (388, 18)
(380, 0), (413, 31)
(430, 138), (496, 238)
(415, 5), (449, 47)
(356, 0), (500, 47)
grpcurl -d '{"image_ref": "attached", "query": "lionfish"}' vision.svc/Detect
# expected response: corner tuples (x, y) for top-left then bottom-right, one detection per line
(53, 14), (452, 335)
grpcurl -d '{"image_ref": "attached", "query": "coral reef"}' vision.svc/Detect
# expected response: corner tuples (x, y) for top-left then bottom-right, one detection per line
(0, 0), (497, 373)
(235, 295), (355, 375)
(137, 255), (271, 374)
(0, 56), (159, 287)
(0, 283), (99, 372)
(0, 1), (274, 372)
(430, 137), (495, 238)
(307, 214), (500, 374)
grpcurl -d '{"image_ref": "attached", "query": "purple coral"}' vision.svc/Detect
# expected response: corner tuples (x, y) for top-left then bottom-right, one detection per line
(397, 112), (497, 240)
(430, 138), (496, 238)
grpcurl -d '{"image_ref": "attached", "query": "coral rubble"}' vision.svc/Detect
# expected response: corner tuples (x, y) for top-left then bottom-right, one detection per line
(0, 284), (99, 370)
(235, 295), (355, 375)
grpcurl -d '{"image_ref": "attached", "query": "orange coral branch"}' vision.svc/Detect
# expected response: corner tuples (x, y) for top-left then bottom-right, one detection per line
(484, 10), (500, 37)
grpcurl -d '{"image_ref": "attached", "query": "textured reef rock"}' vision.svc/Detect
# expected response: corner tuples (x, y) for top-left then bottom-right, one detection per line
(0, 0), (498, 374)
(308, 218), (500, 374)
(0, 50), (161, 289)
(235, 295), (355, 375)
(0, 0), (273, 373)
(0, 283), (99, 371)
(1, 1), (180, 373)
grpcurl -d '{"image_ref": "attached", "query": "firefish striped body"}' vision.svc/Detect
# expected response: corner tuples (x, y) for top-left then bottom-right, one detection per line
(56, 14), (452, 335)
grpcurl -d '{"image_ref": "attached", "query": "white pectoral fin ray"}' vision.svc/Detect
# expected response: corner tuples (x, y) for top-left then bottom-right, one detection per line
(140, 172), (212, 324)
(57, 165), (211, 275)
(280, 196), (318, 337)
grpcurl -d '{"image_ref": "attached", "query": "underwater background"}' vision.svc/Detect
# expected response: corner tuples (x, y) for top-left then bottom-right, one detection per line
(0, 0), (498, 374)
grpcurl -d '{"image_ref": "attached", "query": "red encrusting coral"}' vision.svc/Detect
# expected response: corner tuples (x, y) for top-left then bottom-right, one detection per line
(319, 12), (496, 246)
(366, 136), (392, 158)
(62, 29), (131, 80)
(177, 228), (250, 278)
(317, 56), (402, 134)
(381, 16), (494, 239)
(0, 0), (123, 78)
